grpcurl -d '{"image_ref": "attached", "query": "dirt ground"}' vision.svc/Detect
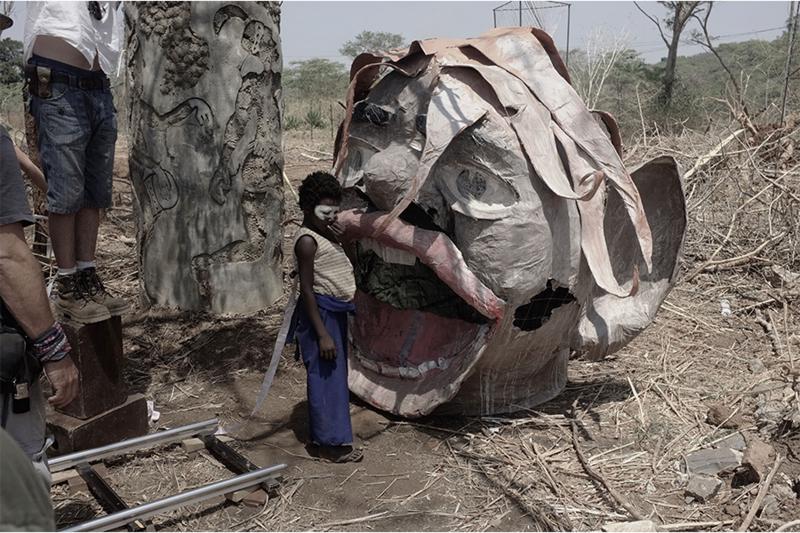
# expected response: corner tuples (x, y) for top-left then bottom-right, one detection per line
(49, 129), (800, 532)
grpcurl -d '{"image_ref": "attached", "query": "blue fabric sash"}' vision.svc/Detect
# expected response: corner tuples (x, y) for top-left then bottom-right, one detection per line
(289, 294), (355, 447)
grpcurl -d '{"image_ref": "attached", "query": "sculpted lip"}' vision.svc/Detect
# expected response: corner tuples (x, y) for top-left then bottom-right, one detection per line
(338, 209), (506, 321)
(350, 291), (489, 378)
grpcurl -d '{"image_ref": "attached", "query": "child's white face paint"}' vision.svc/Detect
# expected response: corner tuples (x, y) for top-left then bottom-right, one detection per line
(314, 204), (340, 223)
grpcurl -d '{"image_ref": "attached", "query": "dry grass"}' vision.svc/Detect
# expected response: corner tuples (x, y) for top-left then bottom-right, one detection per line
(45, 121), (800, 531)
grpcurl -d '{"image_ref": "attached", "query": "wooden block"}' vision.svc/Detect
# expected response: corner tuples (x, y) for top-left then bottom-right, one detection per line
(48, 394), (148, 454)
(67, 475), (88, 495)
(216, 435), (234, 444)
(243, 489), (268, 508)
(181, 437), (205, 454)
(51, 469), (80, 486)
(92, 463), (109, 478)
(58, 317), (128, 420)
(224, 489), (251, 503)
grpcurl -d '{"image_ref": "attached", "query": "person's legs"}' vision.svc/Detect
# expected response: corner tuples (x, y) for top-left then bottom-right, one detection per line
(32, 75), (109, 323)
(48, 212), (76, 270)
(75, 207), (99, 263)
(79, 86), (129, 315)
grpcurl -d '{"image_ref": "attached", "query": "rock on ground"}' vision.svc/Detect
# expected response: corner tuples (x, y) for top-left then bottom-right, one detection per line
(685, 474), (723, 502)
(685, 447), (743, 475)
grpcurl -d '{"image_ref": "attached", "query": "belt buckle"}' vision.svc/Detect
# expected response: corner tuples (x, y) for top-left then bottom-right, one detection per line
(36, 66), (52, 98)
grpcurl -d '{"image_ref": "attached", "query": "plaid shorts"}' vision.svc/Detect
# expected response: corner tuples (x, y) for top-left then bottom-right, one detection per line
(29, 56), (117, 214)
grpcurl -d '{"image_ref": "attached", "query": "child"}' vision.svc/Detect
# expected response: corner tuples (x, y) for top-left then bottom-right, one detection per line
(291, 171), (362, 463)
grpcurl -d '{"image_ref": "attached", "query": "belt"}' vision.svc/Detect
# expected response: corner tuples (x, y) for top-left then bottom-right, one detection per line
(25, 64), (109, 91)
(49, 71), (110, 91)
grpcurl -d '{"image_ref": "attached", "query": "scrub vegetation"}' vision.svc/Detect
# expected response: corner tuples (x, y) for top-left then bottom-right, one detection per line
(2, 16), (799, 533)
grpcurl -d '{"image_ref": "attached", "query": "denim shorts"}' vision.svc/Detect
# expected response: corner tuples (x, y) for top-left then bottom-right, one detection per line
(29, 56), (117, 215)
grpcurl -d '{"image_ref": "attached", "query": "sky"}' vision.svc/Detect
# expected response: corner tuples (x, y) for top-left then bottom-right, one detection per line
(3, 1), (794, 65)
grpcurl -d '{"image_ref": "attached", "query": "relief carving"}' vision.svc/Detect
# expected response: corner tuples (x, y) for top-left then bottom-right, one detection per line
(126, 2), (283, 314)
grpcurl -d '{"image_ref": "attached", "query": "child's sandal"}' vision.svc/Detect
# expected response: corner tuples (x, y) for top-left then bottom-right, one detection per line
(317, 445), (363, 463)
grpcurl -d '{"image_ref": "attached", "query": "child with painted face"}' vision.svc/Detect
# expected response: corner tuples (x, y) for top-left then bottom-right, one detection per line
(290, 171), (362, 463)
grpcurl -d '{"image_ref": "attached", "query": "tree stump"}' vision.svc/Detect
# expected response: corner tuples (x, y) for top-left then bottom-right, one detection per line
(125, 2), (284, 314)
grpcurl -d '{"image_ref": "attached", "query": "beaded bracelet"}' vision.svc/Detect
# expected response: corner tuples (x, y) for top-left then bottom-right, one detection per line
(31, 322), (71, 363)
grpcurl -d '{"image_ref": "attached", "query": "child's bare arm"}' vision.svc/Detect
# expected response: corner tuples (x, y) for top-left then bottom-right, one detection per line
(295, 235), (337, 359)
(14, 145), (47, 193)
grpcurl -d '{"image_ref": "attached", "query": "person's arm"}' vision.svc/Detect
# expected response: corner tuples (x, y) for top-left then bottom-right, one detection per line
(0, 223), (78, 407)
(295, 235), (336, 360)
(14, 146), (47, 193)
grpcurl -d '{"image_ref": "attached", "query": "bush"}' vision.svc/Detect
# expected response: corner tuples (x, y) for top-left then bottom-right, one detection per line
(284, 114), (302, 130)
(304, 108), (325, 129)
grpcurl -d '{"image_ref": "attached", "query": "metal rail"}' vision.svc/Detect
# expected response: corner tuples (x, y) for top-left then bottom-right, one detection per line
(202, 435), (279, 492)
(76, 463), (147, 531)
(48, 419), (219, 472)
(63, 464), (287, 532)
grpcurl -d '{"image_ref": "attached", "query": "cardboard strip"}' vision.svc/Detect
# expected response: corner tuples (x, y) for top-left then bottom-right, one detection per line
(464, 33), (653, 272)
(373, 72), (489, 236)
(439, 61), (604, 202)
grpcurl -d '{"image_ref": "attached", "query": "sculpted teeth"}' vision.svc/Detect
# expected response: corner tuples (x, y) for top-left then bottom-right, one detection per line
(359, 238), (418, 266)
(354, 353), (452, 379)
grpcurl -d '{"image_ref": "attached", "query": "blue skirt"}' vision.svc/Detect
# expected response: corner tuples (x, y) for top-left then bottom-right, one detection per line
(288, 294), (355, 447)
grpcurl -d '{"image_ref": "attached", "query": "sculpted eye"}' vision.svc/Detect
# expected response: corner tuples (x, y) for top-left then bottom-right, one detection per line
(353, 101), (392, 125)
(439, 167), (517, 220)
(456, 170), (487, 199)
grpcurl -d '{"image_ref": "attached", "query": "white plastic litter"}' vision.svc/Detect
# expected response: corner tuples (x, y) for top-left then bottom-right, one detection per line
(146, 400), (161, 424)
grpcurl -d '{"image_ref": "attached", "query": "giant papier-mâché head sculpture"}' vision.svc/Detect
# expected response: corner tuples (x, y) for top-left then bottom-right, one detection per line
(332, 27), (687, 417)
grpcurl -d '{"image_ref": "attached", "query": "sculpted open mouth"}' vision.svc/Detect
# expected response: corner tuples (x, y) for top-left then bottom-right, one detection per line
(338, 209), (505, 417)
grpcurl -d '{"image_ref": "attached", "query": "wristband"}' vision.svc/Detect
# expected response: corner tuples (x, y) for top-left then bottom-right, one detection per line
(31, 322), (71, 363)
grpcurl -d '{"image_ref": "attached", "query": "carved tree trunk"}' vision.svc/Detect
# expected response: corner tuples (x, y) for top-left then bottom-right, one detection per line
(125, 2), (284, 314)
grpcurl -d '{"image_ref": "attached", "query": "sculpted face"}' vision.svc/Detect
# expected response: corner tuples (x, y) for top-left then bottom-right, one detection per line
(334, 28), (687, 417)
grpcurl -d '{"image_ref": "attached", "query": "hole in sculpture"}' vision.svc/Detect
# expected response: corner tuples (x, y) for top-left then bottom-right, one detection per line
(513, 280), (575, 331)
(353, 101), (392, 125)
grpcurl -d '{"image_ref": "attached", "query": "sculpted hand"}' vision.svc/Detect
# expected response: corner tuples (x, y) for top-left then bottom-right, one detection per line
(330, 221), (346, 243)
(188, 98), (213, 128)
(43, 356), (79, 408)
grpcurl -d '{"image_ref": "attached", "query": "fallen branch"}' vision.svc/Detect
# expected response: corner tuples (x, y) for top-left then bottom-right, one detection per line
(683, 128), (746, 181)
(570, 407), (647, 521)
(701, 232), (786, 270)
(319, 510), (461, 529)
(319, 511), (389, 528)
(660, 520), (735, 531)
(737, 454), (783, 531)
(476, 462), (572, 531)
(776, 519), (800, 532)
(282, 170), (299, 201)
(755, 310), (783, 358)
(300, 152), (331, 162)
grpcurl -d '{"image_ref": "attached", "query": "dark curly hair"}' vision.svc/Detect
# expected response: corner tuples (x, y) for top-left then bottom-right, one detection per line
(298, 171), (342, 211)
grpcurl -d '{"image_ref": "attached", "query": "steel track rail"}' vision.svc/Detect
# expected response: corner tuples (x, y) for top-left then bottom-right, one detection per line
(62, 464), (287, 532)
(48, 418), (219, 472)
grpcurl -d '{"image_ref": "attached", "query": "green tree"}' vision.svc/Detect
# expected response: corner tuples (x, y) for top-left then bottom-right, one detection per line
(339, 30), (405, 59)
(0, 38), (22, 85)
(635, 1), (708, 106)
(283, 58), (348, 100)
